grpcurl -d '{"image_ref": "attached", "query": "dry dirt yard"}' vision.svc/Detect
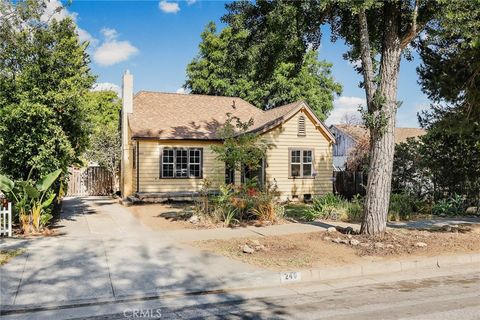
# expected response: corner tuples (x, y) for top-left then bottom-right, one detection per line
(128, 202), (291, 230)
(127, 203), (197, 230)
(193, 225), (480, 271)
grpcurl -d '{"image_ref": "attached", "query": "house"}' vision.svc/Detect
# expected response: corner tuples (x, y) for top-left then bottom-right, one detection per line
(330, 124), (426, 171)
(120, 71), (335, 202)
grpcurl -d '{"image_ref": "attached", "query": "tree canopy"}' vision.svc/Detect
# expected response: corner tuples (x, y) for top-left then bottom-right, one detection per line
(83, 90), (122, 175)
(0, 0), (95, 181)
(185, 21), (342, 120)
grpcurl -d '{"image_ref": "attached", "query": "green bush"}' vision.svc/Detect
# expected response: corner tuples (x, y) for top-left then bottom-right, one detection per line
(389, 193), (423, 221)
(346, 194), (363, 222)
(197, 179), (284, 227)
(307, 193), (348, 221)
(432, 194), (465, 216)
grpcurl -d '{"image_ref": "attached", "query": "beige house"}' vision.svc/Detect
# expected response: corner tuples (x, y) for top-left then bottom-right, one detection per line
(120, 71), (335, 202)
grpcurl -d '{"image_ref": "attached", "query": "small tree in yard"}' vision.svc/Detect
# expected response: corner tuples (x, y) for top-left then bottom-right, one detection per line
(211, 114), (270, 174)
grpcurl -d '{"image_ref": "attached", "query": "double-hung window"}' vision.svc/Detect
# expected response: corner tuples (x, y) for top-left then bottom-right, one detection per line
(289, 149), (314, 178)
(161, 148), (203, 178)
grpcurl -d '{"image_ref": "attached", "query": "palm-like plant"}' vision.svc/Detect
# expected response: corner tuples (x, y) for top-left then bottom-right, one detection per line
(0, 169), (62, 233)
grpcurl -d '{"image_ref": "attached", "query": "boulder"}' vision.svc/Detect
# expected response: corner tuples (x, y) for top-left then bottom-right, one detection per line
(350, 239), (360, 246)
(243, 244), (254, 254)
(465, 207), (478, 215)
(188, 215), (199, 224)
(327, 227), (337, 233)
(414, 242), (428, 248)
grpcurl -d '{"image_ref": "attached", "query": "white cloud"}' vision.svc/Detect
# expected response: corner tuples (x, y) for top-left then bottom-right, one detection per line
(176, 87), (188, 94)
(91, 82), (121, 96)
(159, 1), (180, 13)
(326, 96), (366, 125)
(186, 0), (197, 5)
(93, 28), (139, 66)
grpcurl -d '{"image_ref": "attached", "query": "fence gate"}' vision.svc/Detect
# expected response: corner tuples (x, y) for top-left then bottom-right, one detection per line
(0, 202), (12, 237)
(67, 166), (114, 196)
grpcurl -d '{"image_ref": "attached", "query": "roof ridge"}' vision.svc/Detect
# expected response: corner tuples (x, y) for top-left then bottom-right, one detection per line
(136, 90), (247, 100)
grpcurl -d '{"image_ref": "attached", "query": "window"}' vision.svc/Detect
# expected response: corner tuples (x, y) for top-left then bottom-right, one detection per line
(289, 149), (314, 178)
(298, 115), (306, 136)
(161, 148), (203, 178)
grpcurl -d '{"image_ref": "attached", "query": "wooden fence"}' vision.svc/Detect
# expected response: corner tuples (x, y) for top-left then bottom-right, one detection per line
(0, 202), (12, 237)
(333, 171), (367, 199)
(67, 166), (115, 196)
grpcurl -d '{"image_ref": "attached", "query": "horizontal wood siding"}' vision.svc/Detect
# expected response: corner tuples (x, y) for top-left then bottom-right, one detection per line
(262, 109), (333, 200)
(137, 140), (224, 193)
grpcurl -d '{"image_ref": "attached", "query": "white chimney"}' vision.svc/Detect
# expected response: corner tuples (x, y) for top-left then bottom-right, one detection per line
(120, 70), (134, 198)
(122, 69), (133, 114)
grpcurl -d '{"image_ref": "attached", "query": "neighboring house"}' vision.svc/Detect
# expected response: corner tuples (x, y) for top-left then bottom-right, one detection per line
(330, 124), (426, 171)
(120, 71), (335, 202)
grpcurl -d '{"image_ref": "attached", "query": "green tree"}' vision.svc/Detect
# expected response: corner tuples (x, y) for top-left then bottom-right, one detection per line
(0, 0), (95, 181)
(211, 114), (270, 172)
(83, 90), (122, 175)
(222, 0), (439, 234)
(415, 0), (480, 205)
(185, 22), (341, 120)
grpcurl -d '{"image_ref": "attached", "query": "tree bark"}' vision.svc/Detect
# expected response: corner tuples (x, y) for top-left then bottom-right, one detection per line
(360, 3), (403, 235)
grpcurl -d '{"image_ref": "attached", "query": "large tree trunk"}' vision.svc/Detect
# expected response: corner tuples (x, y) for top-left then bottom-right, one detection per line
(360, 4), (402, 235)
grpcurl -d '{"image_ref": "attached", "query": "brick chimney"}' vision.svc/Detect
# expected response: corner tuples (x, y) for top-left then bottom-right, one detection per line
(120, 70), (134, 198)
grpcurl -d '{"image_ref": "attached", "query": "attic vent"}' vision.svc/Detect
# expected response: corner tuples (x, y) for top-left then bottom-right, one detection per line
(298, 115), (306, 136)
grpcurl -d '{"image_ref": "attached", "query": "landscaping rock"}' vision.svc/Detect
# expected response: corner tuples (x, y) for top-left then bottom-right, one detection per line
(350, 239), (360, 246)
(340, 239), (349, 244)
(374, 242), (384, 249)
(327, 227), (337, 233)
(465, 207), (478, 215)
(414, 242), (428, 248)
(332, 238), (342, 244)
(243, 244), (254, 254)
(323, 236), (332, 241)
(188, 215), (199, 224)
(439, 213), (447, 217)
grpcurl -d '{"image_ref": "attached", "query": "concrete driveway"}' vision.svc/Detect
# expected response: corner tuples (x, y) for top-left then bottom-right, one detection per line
(0, 197), (273, 311)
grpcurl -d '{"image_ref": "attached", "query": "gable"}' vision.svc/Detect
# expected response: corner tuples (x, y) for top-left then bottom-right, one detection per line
(257, 102), (335, 144)
(260, 106), (334, 145)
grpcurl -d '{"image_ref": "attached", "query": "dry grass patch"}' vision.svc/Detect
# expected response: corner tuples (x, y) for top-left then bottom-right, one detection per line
(0, 249), (25, 266)
(193, 227), (480, 271)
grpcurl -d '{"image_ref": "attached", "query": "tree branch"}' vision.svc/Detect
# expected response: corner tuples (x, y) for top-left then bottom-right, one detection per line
(358, 9), (377, 109)
(400, 0), (419, 49)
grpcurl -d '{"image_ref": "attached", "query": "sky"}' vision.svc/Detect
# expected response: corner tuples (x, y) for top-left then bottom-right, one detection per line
(56, 0), (431, 127)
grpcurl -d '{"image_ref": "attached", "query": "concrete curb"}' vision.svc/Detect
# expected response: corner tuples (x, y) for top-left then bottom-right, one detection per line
(1, 252), (479, 315)
(291, 252), (480, 283)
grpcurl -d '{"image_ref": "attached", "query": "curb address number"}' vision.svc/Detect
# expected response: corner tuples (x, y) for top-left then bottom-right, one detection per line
(281, 271), (301, 283)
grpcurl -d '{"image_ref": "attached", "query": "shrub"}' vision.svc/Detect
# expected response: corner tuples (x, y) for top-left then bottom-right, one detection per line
(345, 194), (363, 222)
(432, 194), (465, 216)
(307, 193), (348, 221)
(388, 193), (425, 221)
(198, 179), (284, 226)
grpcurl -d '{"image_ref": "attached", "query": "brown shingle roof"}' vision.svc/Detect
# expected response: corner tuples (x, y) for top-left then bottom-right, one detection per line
(129, 91), (263, 139)
(333, 124), (426, 144)
(128, 92), (333, 141)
